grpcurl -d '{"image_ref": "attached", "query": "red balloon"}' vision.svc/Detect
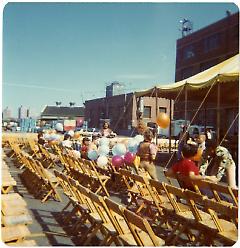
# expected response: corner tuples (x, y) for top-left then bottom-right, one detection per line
(112, 155), (124, 168)
(124, 152), (136, 165)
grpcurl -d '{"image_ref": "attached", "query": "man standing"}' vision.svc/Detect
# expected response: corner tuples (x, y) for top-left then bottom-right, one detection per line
(137, 129), (158, 180)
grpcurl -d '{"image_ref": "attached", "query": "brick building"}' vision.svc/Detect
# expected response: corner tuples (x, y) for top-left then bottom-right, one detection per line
(174, 12), (239, 132)
(41, 106), (85, 122)
(84, 93), (172, 135)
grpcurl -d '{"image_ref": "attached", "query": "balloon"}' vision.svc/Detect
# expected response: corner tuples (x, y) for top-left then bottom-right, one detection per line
(191, 148), (203, 162)
(124, 152), (136, 165)
(49, 134), (60, 141)
(112, 155), (124, 168)
(99, 137), (110, 146)
(68, 130), (74, 137)
(98, 145), (110, 156)
(55, 123), (63, 132)
(127, 139), (139, 153)
(49, 129), (55, 134)
(49, 140), (59, 146)
(77, 119), (84, 127)
(74, 131), (81, 139)
(43, 133), (50, 140)
(97, 155), (108, 167)
(88, 150), (99, 161)
(156, 113), (170, 128)
(134, 135), (144, 144)
(112, 143), (127, 156)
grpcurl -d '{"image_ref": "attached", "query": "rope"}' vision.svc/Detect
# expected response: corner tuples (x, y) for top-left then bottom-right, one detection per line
(219, 112), (239, 146)
(164, 81), (216, 169)
(199, 112), (239, 174)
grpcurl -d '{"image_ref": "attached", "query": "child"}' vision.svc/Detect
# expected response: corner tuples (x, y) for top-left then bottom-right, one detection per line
(166, 143), (217, 190)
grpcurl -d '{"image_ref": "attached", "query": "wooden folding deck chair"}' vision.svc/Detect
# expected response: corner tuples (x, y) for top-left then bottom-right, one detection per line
(163, 183), (200, 245)
(80, 159), (110, 197)
(203, 197), (238, 246)
(38, 145), (57, 169)
(207, 181), (238, 206)
(53, 170), (78, 218)
(122, 208), (165, 246)
(122, 171), (157, 217)
(148, 179), (177, 234)
(183, 189), (219, 246)
(35, 160), (62, 202)
(82, 191), (118, 246)
(103, 197), (139, 246)
(69, 183), (103, 242)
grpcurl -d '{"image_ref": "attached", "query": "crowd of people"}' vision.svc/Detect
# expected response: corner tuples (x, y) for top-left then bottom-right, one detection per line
(135, 124), (237, 190)
(37, 121), (237, 191)
(169, 125), (237, 189)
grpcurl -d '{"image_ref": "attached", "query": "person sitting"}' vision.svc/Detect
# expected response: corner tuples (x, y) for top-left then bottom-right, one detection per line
(81, 137), (91, 159)
(165, 143), (217, 191)
(100, 122), (114, 137)
(137, 129), (158, 180)
(89, 134), (99, 151)
(61, 133), (72, 148)
(199, 139), (237, 189)
(38, 131), (47, 146)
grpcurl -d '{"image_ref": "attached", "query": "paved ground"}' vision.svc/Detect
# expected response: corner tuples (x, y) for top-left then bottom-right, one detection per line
(3, 147), (177, 246)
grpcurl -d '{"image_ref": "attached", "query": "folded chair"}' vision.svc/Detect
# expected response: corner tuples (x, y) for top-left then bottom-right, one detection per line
(103, 197), (140, 246)
(122, 208), (165, 246)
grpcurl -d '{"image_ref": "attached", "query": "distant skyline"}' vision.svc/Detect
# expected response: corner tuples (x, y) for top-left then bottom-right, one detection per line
(2, 2), (239, 117)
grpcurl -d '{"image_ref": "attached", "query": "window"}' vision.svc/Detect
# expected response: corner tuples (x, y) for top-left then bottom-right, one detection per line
(143, 106), (151, 118)
(204, 33), (220, 53)
(159, 107), (167, 113)
(183, 45), (195, 60)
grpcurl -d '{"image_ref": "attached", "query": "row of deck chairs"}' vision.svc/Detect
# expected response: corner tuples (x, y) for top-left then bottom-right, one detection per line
(118, 169), (238, 246)
(5, 139), (62, 203)
(1, 151), (36, 246)
(54, 170), (165, 246)
(3, 135), (239, 246)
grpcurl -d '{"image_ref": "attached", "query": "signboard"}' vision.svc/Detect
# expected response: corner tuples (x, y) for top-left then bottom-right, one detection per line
(64, 120), (76, 131)
(76, 117), (84, 127)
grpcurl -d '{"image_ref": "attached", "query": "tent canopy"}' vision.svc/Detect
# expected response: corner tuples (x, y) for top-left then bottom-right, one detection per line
(135, 54), (239, 104)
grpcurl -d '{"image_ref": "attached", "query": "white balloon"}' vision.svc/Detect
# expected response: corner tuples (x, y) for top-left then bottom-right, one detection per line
(127, 139), (139, 153)
(112, 143), (127, 156)
(97, 155), (108, 167)
(134, 135), (144, 144)
(55, 123), (63, 132)
(68, 130), (74, 137)
(99, 137), (110, 146)
(98, 145), (110, 156)
(43, 133), (50, 140)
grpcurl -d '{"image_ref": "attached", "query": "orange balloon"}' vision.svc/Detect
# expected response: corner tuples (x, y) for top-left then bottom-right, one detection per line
(156, 113), (170, 128)
(191, 148), (203, 162)
(74, 131), (81, 139)
(49, 140), (59, 146)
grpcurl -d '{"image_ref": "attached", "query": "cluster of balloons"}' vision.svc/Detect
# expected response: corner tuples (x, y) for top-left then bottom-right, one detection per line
(87, 134), (146, 168)
(43, 132), (61, 142)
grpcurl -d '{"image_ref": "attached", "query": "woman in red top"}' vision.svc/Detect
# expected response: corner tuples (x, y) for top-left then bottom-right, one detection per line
(166, 143), (217, 190)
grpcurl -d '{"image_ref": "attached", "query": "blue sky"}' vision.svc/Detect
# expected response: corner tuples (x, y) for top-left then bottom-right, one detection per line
(2, 2), (239, 117)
